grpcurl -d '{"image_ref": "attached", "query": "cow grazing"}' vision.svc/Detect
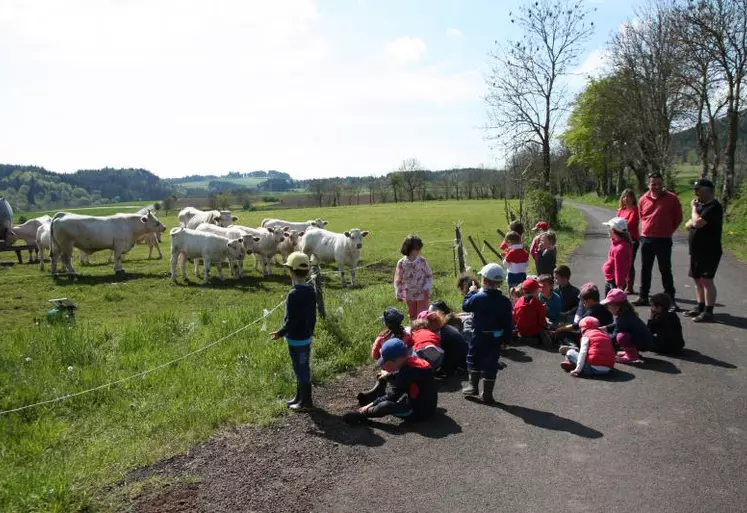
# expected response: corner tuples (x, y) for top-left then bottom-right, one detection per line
(169, 227), (244, 284)
(194, 223), (261, 278)
(276, 229), (304, 264)
(300, 227), (370, 286)
(49, 210), (166, 275)
(261, 218), (328, 233)
(8, 215), (51, 262)
(178, 207), (237, 230)
(230, 224), (288, 276)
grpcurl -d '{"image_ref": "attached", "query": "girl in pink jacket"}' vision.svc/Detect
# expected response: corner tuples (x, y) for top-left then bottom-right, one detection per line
(601, 217), (633, 296)
(394, 235), (434, 320)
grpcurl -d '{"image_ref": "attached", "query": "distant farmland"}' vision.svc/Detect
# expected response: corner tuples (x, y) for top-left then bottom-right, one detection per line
(172, 176), (268, 189)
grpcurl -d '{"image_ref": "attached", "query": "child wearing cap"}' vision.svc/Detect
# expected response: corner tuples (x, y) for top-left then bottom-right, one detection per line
(529, 221), (549, 261)
(512, 278), (548, 342)
(345, 338), (438, 425)
(371, 307), (412, 361)
(535, 231), (558, 275)
(271, 251), (317, 411)
(461, 263), (514, 404)
(602, 217), (633, 296)
(394, 234), (434, 321)
(502, 231), (530, 288)
(602, 288), (652, 364)
(559, 316), (615, 377)
(557, 282), (614, 346)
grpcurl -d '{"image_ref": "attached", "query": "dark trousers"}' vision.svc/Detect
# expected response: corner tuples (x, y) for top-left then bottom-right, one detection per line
(639, 237), (675, 299)
(629, 239), (640, 289)
(288, 344), (311, 385)
(368, 395), (413, 418)
(466, 337), (501, 379)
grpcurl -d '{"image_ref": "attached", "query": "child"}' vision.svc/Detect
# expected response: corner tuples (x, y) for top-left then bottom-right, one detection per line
(499, 220), (525, 254)
(344, 338), (437, 425)
(535, 231), (557, 275)
(554, 265), (580, 324)
(456, 272), (479, 340)
(557, 282), (613, 346)
(529, 221), (549, 263)
(410, 311), (445, 369)
(271, 252), (317, 411)
(512, 278), (547, 341)
(371, 307), (412, 361)
(559, 316), (615, 377)
(427, 303), (468, 375)
(538, 274), (562, 327)
(394, 234), (433, 320)
(601, 289), (652, 364)
(461, 263), (514, 404)
(648, 293), (685, 355)
(601, 217), (633, 296)
(509, 285), (523, 307)
(502, 231), (530, 288)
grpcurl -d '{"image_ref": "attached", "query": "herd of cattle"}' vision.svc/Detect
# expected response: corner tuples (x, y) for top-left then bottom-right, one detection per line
(2, 206), (371, 286)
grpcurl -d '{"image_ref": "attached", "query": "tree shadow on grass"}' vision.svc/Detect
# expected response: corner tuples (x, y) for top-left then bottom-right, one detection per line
(490, 402), (604, 439)
(666, 348), (737, 369)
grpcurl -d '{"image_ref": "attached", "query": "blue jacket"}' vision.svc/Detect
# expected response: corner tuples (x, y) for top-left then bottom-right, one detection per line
(540, 291), (562, 324)
(277, 284), (317, 343)
(609, 310), (652, 351)
(462, 288), (514, 342)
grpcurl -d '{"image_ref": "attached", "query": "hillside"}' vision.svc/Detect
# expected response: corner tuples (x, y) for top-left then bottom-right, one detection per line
(168, 170), (294, 194)
(671, 111), (747, 165)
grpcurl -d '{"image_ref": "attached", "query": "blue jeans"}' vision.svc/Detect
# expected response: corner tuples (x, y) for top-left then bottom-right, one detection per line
(287, 342), (311, 385)
(567, 349), (611, 377)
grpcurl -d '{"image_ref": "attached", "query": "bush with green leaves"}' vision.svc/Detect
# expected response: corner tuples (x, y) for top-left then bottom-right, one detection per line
(525, 189), (563, 227)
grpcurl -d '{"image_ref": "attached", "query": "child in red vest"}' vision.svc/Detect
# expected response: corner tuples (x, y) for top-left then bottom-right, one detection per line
(559, 316), (615, 377)
(513, 278), (547, 340)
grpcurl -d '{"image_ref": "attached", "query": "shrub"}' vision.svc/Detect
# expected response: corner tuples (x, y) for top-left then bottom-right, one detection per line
(18, 215), (27, 224)
(242, 199), (253, 211)
(525, 189), (562, 227)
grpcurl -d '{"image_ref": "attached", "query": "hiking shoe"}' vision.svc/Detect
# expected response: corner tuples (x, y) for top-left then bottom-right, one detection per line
(632, 297), (649, 307)
(480, 378), (496, 405)
(693, 311), (715, 323)
(684, 306), (703, 317)
(560, 360), (574, 372)
(462, 371), (480, 396)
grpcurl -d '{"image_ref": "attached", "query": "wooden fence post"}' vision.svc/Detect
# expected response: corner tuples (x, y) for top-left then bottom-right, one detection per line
(455, 223), (466, 275)
(467, 235), (487, 266)
(311, 264), (326, 319)
(483, 239), (502, 260)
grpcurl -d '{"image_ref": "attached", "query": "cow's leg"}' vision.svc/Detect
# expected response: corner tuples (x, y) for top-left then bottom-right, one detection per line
(351, 263), (357, 287)
(180, 253), (187, 281)
(203, 257), (210, 284)
(170, 252), (178, 281)
(63, 246), (76, 274)
(147, 243), (153, 259)
(113, 247), (124, 273)
(50, 245), (58, 274)
(218, 259), (225, 281)
(194, 258), (200, 277)
(39, 245), (45, 271)
(253, 253), (260, 270)
(155, 240), (162, 259)
(338, 259), (346, 287)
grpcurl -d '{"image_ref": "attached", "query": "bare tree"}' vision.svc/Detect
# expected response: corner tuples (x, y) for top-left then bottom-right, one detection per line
(397, 158), (426, 202)
(310, 180), (326, 208)
(389, 173), (403, 203)
(486, 0), (595, 190)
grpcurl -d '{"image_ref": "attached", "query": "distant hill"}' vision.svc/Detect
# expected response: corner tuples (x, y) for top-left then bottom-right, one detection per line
(671, 111), (747, 165)
(0, 165), (176, 212)
(168, 170), (293, 194)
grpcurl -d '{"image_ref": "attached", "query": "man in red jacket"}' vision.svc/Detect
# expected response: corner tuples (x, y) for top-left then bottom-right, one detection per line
(634, 172), (683, 311)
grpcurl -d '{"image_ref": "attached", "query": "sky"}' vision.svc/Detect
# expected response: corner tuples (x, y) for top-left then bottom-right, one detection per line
(0, 0), (645, 180)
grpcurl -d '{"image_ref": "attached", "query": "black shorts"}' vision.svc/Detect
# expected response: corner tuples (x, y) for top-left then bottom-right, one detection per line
(689, 251), (722, 279)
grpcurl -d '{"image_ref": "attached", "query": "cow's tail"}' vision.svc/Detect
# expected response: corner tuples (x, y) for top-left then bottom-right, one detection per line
(49, 212), (65, 260)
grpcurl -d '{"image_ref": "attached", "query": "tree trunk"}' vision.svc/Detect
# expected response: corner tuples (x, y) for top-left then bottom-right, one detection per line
(616, 164), (625, 195)
(695, 117), (709, 179)
(722, 107), (738, 207)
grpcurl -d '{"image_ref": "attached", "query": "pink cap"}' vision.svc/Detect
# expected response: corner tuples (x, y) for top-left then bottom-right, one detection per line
(533, 221), (549, 231)
(579, 316), (600, 331)
(601, 288), (627, 305)
(417, 310), (430, 320)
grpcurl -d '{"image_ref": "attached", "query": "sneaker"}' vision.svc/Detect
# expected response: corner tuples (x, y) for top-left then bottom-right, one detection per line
(693, 311), (715, 323)
(684, 306), (702, 317)
(558, 345), (574, 355)
(560, 360), (574, 372)
(632, 297), (650, 307)
(669, 301), (681, 313)
(615, 352), (643, 364)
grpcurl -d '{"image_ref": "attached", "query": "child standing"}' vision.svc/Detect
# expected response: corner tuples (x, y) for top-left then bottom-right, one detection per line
(271, 252), (317, 411)
(499, 220), (525, 255)
(601, 217), (633, 295)
(559, 316), (615, 377)
(538, 274), (562, 327)
(503, 231), (530, 288)
(529, 221), (549, 263)
(554, 265), (580, 324)
(513, 278), (547, 340)
(601, 289), (652, 364)
(535, 231), (558, 275)
(648, 293), (685, 355)
(371, 307), (412, 361)
(461, 263), (514, 404)
(394, 235), (433, 321)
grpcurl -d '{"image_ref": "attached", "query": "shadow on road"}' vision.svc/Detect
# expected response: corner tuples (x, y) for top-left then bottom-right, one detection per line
(637, 356), (682, 374)
(367, 408), (462, 439)
(595, 368), (636, 382)
(715, 313), (747, 331)
(493, 402), (604, 439)
(307, 409), (386, 447)
(502, 347), (533, 363)
(667, 348), (737, 369)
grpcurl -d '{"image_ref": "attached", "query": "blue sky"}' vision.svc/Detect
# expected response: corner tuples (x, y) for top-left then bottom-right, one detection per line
(0, 0), (644, 179)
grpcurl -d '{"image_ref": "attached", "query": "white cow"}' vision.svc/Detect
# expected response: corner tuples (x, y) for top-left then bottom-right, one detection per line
(49, 210), (166, 275)
(178, 207), (236, 229)
(230, 224), (288, 276)
(300, 227), (370, 286)
(7, 215), (51, 262)
(194, 223), (261, 278)
(276, 229), (304, 264)
(169, 227), (244, 284)
(261, 218), (327, 232)
(36, 222), (51, 271)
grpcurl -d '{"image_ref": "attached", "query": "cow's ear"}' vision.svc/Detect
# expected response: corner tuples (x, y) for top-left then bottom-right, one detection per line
(344, 231), (351, 238)
(362, 231), (370, 237)
(237, 237), (244, 244)
(323, 221), (328, 226)
(283, 225), (290, 231)
(232, 216), (238, 222)
(266, 227), (274, 233)
(140, 216), (148, 223)
(283, 231), (290, 238)
(253, 236), (261, 242)
(298, 231), (305, 237)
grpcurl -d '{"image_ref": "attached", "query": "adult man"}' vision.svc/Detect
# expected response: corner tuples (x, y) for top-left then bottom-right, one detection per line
(684, 179), (723, 323)
(633, 173), (683, 310)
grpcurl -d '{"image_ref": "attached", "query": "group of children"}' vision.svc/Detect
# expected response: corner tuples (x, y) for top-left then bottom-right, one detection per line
(272, 219), (687, 423)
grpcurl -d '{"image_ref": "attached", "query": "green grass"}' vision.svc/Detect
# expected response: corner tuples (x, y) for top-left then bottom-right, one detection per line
(175, 177), (267, 189)
(0, 200), (586, 512)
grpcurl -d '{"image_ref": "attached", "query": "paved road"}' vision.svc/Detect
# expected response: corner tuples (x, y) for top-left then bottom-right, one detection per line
(313, 203), (747, 513)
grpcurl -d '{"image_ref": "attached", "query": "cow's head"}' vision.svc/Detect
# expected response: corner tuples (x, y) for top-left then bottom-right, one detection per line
(343, 228), (370, 250)
(241, 235), (261, 252)
(312, 218), (328, 228)
(226, 238), (244, 259)
(141, 211), (166, 233)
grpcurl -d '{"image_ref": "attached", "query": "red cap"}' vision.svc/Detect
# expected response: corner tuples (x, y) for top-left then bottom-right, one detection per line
(533, 221), (549, 231)
(579, 316), (600, 331)
(521, 278), (539, 293)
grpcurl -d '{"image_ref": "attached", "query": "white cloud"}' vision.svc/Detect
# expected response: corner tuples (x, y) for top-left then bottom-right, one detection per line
(384, 36), (428, 66)
(446, 27), (463, 38)
(566, 48), (608, 89)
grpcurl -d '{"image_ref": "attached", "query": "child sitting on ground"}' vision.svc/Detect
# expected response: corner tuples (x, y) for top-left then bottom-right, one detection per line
(502, 231), (530, 289)
(513, 278), (548, 344)
(602, 288), (652, 364)
(462, 263), (514, 404)
(538, 274), (562, 327)
(371, 307), (412, 361)
(601, 217), (633, 296)
(554, 265), (580, 324)
(509, 285), (523, 307)
(345, 338), (437, 425)
(556, 282), (614, 346)
(394, 234), (433, 321)
(410, 311), (445, 369)
(535, 230), (558, 275)
(648, 293), (685, 355)
(428, 301), (468, 375)
(559, 316), (615, 377)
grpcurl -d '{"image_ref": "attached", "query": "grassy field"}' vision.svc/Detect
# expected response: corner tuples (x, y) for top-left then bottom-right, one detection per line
(0, 200), (586, 512)
(173, 176), (267, 189)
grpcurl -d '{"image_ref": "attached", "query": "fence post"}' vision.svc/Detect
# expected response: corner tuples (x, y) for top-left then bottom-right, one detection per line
(467, 235), (487, 266)
(455, 223), (466, 275)
(483, 239), (502, 260)
(311, 264), (326, 319)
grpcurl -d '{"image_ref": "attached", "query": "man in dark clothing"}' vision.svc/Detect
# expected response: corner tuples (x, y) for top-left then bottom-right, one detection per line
(684, 179), (724, 322)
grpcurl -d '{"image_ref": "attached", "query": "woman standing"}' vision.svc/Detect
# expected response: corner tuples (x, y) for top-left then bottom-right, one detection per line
(616, 189), (640, 294)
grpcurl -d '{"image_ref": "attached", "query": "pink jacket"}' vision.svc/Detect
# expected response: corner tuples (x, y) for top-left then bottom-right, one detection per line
(394, 256), (433, 301)
(602, 238), (633, 287)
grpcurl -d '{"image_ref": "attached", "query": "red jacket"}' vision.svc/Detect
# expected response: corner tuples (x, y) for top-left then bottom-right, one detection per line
(513, 295), (546, 337)
(616, 207), (640, 241)
(410, 329), (441, 352)
(602, 238), (633, 287)
(371, 330), (412, 360)
(583, 327), (616, 367)
(638, 191), (683, 238)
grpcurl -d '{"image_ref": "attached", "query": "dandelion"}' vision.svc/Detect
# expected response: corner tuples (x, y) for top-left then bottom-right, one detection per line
(67, 366), (74, 372)
(24, 357), (31, 362)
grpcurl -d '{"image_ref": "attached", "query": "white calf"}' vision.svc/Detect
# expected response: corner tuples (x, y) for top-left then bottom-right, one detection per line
(169, 227), (244, 284)
(178, 207), (237, 229)
(230, 224), (288, 276)
(8, 215), (51, 262)
(276, 229), (304, 264)
(300, 227), (370, 286)
(261, 218), (327, 232)
(194, 223), (261, 278)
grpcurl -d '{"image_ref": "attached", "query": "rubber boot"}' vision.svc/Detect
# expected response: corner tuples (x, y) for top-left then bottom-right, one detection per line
(462, 371), (481, 396)
(357, 378), (387, 406)
(289, 383), (313, 411)
(285, 382), (300, 407)
(480, 378), (496, 405)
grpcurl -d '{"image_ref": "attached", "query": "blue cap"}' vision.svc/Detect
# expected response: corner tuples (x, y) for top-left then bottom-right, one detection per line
(381, 307), (405, 327)
(377, 338), (409, 367)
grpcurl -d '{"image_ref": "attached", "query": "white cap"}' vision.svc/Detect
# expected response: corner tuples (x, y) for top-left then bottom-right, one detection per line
(602, 217), (628, 233)
(478, 263), (505, 282)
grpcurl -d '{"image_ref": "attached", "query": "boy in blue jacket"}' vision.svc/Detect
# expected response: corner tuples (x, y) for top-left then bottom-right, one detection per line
(271, 252), (317, 411)
(461, 263), (514, 404)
